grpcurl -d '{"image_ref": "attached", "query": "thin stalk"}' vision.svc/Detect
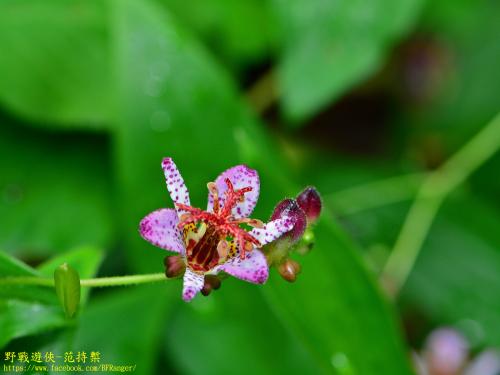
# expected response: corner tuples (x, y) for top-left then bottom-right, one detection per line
(381, 112), (500, 297)
(0, 273), (168, 288)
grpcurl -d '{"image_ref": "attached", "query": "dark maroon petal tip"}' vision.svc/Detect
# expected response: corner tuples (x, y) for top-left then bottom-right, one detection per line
(270, 198), (307, 242)
(296, 186), (322, 222)
(201, 275), (221, 296)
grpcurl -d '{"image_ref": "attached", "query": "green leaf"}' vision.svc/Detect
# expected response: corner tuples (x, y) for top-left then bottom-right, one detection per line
(166, 283), (319, 375)
(0, 123), (114, 257)
(159, 0), (277, 69)
(264, 216), (414, 374)
(0, 300), (66, 349)
(403, 196), (500, 347)
(0, 0), (110, 127)
(0, 251), (55, 304)
(72, 284), (176, 373)
(54, 263), (81, 318)
(272, 0), (424, 122)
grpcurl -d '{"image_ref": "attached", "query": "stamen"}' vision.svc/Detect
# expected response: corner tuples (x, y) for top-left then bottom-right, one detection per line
(175, 179), (262, 264)
(217, 239), (229, 259)
(207, 182), (220, 214)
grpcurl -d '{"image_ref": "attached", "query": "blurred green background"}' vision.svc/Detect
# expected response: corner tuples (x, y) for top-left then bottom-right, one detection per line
(0, 0), (499, 374)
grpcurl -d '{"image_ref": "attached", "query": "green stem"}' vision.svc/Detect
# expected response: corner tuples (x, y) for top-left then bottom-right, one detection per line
(381, 112), (500, 297)
(0, 273), (168, 288)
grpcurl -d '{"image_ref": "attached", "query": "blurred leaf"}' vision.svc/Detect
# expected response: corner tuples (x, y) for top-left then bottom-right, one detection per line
(264, 216), (414, 374)
(0, 123), (114, 257)
(273, 0), (424, 122)
(0, 251), (55, 304)
(402, 196), (500, 347)
(0, 0), (110, 127)
(0, 251), (65, 349)
(72, 284), (176, 374)
(0, 300), (66, 349)
(166, 283), (318, 375)
(159, 0), (276, 69)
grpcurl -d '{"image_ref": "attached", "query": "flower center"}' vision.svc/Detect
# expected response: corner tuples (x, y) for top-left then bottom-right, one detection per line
(176, 178), (263, 273)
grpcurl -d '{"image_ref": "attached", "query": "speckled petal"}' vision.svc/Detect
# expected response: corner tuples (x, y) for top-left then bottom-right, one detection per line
(207, 165), (259, 218)
(162, 157), (190, 215)
(182, 268), (204, 302)
(218, 249), (269, 284)
(139, 208), (185, 254)
(250, 217), (294, 246)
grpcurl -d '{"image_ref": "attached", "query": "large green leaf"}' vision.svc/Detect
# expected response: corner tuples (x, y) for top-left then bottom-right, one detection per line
(0, 0), (110, 127)
(166, 283), (318, 375)
(0, 122), (114, 257)
(0, 251), (56, 304)
(0, 300), (66, 349)
(265, 216), (414, 374)
(71, 284), (175, 375)
(272, 0), (424, 122)
(159, 0), (277, 70)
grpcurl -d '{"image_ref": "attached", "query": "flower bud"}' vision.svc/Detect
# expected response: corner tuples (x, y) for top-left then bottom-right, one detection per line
(278, 259), (301, 283)
(424, 328), (468, 375)
(271, 198), (307, 243)
(54, 263), (81, 319)
(201, 275), (221, 296)
(164, 255), (186, 278)
(296, 186), (322, 223)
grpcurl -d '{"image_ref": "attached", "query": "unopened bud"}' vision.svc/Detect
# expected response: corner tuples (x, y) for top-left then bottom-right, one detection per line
(164, 255), (186, 278)
(271, 198), (306, 243)
(201, 275), (221, 296)
(296, 186), (322, 223)
(278, 259), (301, 283)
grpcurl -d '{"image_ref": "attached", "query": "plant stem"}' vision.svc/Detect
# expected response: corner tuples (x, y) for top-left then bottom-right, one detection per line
(0, 273), (169, 288)
(80, 273), (167, 287)
(381, 112), (500, 297)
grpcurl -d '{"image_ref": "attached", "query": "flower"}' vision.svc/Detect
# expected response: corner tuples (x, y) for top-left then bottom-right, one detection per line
(139, 157), (295, 301)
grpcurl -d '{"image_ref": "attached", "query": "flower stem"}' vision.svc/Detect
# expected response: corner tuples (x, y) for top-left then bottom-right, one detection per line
(381, 112), (500, 297)
(0, 273), (168, 288)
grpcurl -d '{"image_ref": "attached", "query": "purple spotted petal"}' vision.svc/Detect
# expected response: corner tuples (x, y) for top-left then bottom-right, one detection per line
(162, 157), (190, 216)
(217, 250), (269, 284)
(250, 217), (295, 246)
(139, 208), (185, 254)
(207, 165), (259, 218)
(182, 268), (204, 302)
